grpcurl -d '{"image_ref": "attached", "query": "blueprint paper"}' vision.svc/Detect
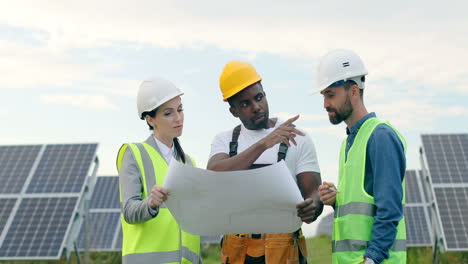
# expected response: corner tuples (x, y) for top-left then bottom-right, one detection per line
(163, 158), (303, 235)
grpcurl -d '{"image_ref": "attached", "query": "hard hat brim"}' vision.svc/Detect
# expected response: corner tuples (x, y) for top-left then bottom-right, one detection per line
(139, 92), (184, 119)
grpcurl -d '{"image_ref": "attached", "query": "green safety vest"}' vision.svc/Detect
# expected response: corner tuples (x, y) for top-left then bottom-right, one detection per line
(332, 117), (407, 264)
(117, 142), (201, 264)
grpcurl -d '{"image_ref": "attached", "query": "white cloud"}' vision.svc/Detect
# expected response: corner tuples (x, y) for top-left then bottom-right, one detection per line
(82, 79), (141, 97)
(39, 93), (118, 110)
(303, 125), (343, 139)
(1, 1), (467, 93)
(183, 68), (201, 75)
(0, 40), (93, 89)
(369, 99), (468, 131)
(274, 112), (327, 122)
(0, 39), (141, 98)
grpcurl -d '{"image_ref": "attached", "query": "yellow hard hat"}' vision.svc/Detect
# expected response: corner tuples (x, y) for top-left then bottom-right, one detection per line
(219, 60), (262, 101)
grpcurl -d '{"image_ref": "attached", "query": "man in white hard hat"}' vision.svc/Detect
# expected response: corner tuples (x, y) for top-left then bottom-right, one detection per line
(316, 50), (407, 264)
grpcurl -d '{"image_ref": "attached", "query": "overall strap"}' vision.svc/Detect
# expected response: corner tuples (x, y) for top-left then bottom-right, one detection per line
(277, 143), (288, 162)
(229, 124), (289, 161)
(229, 125), (242, 157)
(278, 123), (296, 162)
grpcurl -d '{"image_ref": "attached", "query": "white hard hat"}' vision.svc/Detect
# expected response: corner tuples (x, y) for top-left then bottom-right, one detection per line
(136, 78), (183, 120)
(316, 49), (368, 92)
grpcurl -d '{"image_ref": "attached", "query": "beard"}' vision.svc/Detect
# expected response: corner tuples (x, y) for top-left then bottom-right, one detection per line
(327, 97), (353, 125)
(243, 111), (269, 130)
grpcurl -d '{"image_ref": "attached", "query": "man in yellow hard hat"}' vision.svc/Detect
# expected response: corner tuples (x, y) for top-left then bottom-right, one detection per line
(207, 60), (323, 264)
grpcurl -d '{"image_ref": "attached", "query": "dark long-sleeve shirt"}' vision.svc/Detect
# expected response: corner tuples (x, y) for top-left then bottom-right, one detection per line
(345, 112), (406, 264)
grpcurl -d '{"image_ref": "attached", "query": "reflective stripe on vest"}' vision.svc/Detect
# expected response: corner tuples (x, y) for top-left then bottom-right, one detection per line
(332, 239), (407, 253)
(334, 202), (376, 218)
(332, 117), (407, 264)
(122, 247), (201, 264)
(117, 142), (201, 264)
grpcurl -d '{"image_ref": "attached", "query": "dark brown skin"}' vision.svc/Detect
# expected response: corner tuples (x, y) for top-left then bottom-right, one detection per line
(207, 82), (323, 223)
(296, 171), (323, 223)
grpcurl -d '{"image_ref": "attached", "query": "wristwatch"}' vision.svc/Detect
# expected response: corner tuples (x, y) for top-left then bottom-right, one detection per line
(363, 258), (375, 264)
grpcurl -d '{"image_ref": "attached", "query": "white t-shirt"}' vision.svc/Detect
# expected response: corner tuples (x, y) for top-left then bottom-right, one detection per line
(209, 118), (320, 181)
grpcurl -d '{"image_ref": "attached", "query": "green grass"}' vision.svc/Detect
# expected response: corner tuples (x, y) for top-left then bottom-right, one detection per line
(201, 242), (221, 264)
(1, 238), (467, 264)
(306, 234), (332, 264)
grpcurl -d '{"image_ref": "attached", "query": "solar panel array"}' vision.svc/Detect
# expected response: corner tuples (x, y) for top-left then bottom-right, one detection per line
(421, 134), (468, 251)
(405, 170), (432, 247)
(0, 144), (97, 260)
(78, 176), (121, 251)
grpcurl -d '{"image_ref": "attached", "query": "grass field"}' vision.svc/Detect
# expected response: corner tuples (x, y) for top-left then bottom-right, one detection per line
(1, 235), (467, 263)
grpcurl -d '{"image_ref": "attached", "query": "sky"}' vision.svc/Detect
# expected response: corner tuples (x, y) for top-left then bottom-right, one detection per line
(1, 1), (467, 237)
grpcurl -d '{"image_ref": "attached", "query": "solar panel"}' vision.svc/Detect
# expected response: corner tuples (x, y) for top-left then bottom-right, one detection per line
(421, 134), (468, 184)
(403, 170), (432, 247)
(78, 212), (120, 251)
(421, 134), (468, 251)
(433, 187), (468, 250)
(405, 170), (423, 204)
(0, 145), (41, 194)
(0, 197), (77, 258)
(78, 176), (121, 252)
(0, 199), (17, 236)
(115, 228), (122, 250)
(0, 143), (98, 260)
(90, 177), (120, 209)
(27, 144), (98, 193)
(406, 206), (432, 246)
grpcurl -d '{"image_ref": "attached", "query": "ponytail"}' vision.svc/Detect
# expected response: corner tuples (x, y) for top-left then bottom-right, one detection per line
(173, 137), (186, 163)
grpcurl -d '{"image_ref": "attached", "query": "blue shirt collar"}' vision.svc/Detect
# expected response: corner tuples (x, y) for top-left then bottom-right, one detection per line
(346, 112), (376, 135)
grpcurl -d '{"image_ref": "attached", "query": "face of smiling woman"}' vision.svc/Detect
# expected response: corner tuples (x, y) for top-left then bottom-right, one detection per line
(146, 96), (184, 147)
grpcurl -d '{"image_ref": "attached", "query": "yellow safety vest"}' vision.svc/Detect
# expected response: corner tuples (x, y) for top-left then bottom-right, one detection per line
(332, 117), (407, 264)
(117, 142), (201, 264)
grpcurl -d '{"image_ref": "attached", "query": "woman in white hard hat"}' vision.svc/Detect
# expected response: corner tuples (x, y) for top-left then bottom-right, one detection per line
(116, 78), (201, 264)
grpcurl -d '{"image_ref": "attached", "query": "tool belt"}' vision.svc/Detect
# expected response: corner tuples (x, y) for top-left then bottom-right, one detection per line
(221, 230), (307, 264)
